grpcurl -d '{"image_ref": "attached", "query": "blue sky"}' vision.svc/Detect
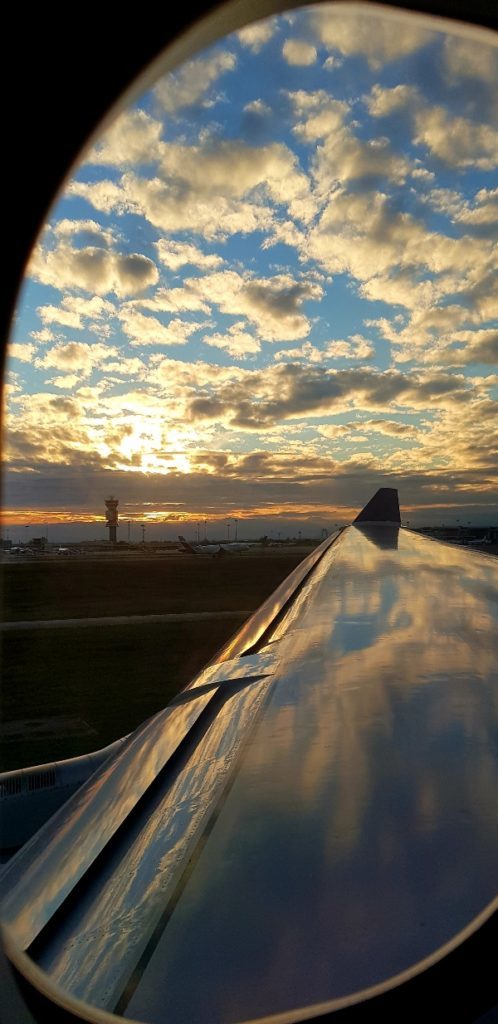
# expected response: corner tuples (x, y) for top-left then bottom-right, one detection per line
(3, 4), (498, 538)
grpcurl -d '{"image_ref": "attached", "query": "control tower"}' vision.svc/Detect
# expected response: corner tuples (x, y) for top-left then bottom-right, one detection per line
(105, 496), (119, 544)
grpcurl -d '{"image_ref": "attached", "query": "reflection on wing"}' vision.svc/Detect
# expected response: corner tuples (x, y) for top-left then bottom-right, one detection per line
(1, 496), (498, 1023)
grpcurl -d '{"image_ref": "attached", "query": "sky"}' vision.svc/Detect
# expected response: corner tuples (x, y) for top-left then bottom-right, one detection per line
(3, 4), (498, 540)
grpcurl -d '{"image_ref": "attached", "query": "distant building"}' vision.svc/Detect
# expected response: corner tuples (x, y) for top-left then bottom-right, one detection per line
(29, 536), (47, 550)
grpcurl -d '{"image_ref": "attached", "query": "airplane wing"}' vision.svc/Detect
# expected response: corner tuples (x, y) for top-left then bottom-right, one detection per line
(1, 489), (498, 1023)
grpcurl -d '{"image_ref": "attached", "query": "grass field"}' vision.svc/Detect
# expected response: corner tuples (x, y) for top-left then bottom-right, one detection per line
(1, 551), (307, 620)
(1, 551), (306, 771)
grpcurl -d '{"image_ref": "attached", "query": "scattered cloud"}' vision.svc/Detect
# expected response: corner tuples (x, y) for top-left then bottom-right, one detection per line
(185, 269), (322, 342)
(35, 341), (117, 375)
(413, 104), (498, 169)
(203, 323), (261, 357)
(8, 343), (37, 363)
(155, 239), (224, 271)
(282, 39), (317, 66)
(37, 296), (115, 329)
(237, 20), (276, 53)
(187, 363), (473, 431)
(118, 308), (204, 347)
(154, 50), (237, 113)
(442, 34), (498, 84)
(86, 109), (165, 167)
(309, 7), (433, 68)
(48, 374), (83, 389)
(6, 8), (498, 527)
(322, 55), (343, 71)
(444, 329), (498, 366)
(365, 82), (418, 117)
(276, 336), (375, 362)
(367, 83), (498, 169)
(29, 242), (158, 297)
(53, 219), (117, 245)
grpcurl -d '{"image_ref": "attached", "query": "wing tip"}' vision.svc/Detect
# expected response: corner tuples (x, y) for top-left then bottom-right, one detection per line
(353, 488), (401, 525)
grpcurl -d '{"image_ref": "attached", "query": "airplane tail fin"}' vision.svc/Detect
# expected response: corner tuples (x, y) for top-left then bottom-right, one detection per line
(178, 535), (197, 553)
(353, 488), (400, 525)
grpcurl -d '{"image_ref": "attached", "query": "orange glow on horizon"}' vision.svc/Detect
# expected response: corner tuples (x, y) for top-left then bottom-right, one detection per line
(2, 499), (495, 530)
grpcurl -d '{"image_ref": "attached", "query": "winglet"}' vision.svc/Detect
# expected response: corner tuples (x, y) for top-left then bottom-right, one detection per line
(353, 488), (400, 525)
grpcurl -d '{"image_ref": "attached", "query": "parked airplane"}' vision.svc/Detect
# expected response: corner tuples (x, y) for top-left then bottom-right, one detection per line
(178, 534), (253, 554)
(1, 488), (498, 1024)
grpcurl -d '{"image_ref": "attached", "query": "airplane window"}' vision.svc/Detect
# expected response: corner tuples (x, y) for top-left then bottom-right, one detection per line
(1, 2), (497, 1021)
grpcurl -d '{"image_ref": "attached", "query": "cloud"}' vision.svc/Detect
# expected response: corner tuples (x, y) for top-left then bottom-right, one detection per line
(29, 242), (158, 297)
(243, 99), (272, 118)
(289, 91), (409, 186)
(443, 35), (498, 84)
(314, 130), (410, 188)
(365, 83), (418, 117)
(203, 323), (261, 357)
(67, 179), (125, 214)
(70, 136), (312, 239)
(86, 109), (165, 167)
(367, 84), (498, 169)
(413, 104), (498, 169)
(154, 50), (236, 113)
(187, 363), (472, 431)
(117, 308), (204, 347)
(98, 357), (147, 377)
(35, 341), (117, 375)
(319, 418), (418, 440)
(48, 374), (82, 389)
(289, 89), (349, 143)
(276, 336), (375, 362)
(309, 7), (433, 68)
(369, 304), (472, 353)
(157, 138), (310, 212)
(237, 20), (276, 53)
(322, 55), (343, 71)
(8, 343), (37, 363)
(30, 328), (56, 343)
(324, 337), (376, 360)
(187, 269), (322, 342)
(451, 188), (498, 226)
(444, 329), (498, 366)
(304, 188), (494, 306)
(370, 299), (498, 365)
(37, 296), (115, 329)
(282, 39), (317, 66)
(131, 287), (211, 315)
(155, 239), (223, 271)
(71, 174), (272, 241)
(53, 219), (117, 245)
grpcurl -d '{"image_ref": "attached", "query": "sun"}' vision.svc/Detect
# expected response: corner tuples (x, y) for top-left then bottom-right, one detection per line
(113, 416), (192, 474)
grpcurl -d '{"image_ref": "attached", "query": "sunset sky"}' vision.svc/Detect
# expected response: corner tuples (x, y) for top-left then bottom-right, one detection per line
(3, 4), (498, 539)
